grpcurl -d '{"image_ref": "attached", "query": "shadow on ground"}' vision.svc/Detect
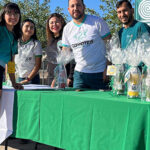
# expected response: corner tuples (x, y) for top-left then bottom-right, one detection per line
(0, 138), (64, 150)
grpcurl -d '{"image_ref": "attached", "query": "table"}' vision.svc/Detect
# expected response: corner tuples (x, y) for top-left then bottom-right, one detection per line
(0, 84), (52, 144)
(12, 89), (150, 150)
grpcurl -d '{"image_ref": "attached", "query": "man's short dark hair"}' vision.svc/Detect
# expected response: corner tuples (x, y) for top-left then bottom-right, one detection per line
(116, 0), (132, 9)
(68, 0), (84, 5)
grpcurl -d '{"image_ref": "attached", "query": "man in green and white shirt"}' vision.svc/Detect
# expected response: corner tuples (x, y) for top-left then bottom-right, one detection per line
(116, 0), (150, 50)
(62, 0), (111, 89)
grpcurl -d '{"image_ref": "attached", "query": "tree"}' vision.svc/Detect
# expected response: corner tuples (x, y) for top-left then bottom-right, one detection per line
(55, 6), (69, 22)
(99, 0), (134, 34)
(17, 0), (51, 47)
(0, 0), (51, 47)
(0, 0), (10, 9)
(85, 8), (100, 17)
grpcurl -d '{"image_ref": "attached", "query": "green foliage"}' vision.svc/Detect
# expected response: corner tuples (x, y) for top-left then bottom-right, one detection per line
(99, 0), (122, 34)
(0, 0), (51, 48)
(18, 0), (51, 47)
(0, 0), (135, 46)
(99, 0), (134, 34)
(85, 8), (100, 16)
(55, 6), (69, 22)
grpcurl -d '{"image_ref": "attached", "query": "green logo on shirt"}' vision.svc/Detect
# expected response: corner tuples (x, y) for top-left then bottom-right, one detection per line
(73, 29), (88, 41)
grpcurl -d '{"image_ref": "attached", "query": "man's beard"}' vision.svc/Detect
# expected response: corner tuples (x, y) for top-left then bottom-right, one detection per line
(72, 11), (84, 20)
(123, 14), (133, 25)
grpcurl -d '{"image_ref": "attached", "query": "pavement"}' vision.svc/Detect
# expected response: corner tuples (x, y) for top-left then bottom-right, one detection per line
(0, 138), (64, 150)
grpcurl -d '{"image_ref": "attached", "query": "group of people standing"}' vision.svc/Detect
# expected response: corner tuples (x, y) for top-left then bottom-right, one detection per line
(0, 0), (150, 97)
(0, 0), (150, 149)
(0, 3), (44, 97)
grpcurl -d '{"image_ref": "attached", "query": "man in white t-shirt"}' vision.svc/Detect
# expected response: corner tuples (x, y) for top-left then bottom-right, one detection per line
(62, 0), (111, 89)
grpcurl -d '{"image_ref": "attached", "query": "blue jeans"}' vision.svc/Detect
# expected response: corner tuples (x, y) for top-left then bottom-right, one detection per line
(19, 74), (40, 84)
(73, 71), (105, 89)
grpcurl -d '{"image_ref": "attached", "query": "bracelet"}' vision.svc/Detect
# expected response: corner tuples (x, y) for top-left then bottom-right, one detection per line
(26, 77), (31, 82)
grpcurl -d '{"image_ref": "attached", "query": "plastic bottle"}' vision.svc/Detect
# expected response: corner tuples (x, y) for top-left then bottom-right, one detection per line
(113, 64), (125, 95)
(145, 68), (150, 101)
(127, 66), (141, 98)
(56, 64), (67, 89)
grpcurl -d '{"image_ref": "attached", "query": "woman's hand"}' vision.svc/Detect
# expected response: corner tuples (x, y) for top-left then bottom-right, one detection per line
(67, 78), (73, 87)
(51, 79), (56, 88)
(12, 82), (24, 90)
(9, 73), (23, 89)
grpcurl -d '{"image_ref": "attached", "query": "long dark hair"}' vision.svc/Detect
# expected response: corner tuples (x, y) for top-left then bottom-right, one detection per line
(21, 19), (37, 41)
(0, 2), (22, 40)
(46, 13), (66, 45)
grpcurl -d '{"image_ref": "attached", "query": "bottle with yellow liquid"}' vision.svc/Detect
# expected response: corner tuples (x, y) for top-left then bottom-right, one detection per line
(127, 67), (141, 98)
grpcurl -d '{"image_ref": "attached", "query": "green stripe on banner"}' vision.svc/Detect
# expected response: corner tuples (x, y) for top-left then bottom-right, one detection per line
(135, 0), (141, 20)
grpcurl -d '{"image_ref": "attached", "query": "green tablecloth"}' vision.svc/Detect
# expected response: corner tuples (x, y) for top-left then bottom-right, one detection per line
(12, 89), (150, 150)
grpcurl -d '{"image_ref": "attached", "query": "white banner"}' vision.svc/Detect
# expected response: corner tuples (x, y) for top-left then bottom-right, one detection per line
(0, 89), (15, 144)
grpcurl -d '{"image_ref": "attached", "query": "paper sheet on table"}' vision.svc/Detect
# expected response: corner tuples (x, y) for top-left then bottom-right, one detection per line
(3, 84), (55, 90)
(23, 84), (54, 90)
(0, 89), (15, 144)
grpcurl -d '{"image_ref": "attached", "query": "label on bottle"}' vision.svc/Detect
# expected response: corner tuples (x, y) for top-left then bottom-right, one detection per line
(128, 83), (139, 97)
(107, 65), (116, 76)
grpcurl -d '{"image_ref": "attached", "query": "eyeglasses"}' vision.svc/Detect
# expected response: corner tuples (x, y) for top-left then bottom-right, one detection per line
(5, 11), (20, 17)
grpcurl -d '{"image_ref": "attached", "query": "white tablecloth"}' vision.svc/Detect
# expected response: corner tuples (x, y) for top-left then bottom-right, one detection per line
(0, 89), (15, 144)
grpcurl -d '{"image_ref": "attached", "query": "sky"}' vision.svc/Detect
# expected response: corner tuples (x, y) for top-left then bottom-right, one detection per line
(40, 0), (135, 21)
(49, 0), (104, 17)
